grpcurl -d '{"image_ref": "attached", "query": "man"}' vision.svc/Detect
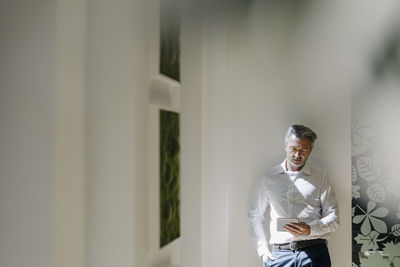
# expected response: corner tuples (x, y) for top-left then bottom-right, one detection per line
(248, 125), (340, 267)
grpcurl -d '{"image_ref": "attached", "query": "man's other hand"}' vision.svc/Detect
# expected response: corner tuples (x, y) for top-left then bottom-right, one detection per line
(262, 251), (275, 263)
(283, 222), (311, 236)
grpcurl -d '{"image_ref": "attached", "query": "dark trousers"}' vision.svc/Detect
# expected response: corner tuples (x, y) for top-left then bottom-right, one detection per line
(264, 244), (331, 267)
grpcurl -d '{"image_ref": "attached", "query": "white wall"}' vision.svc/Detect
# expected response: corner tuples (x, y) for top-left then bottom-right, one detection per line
(85, 1), (148, 267)
(0, 0), (87, 266)
(180, 3), (204, 267)
(0, 0), (149, 266)
(0, 1), (56, 266)
(228, 2), (351, 266)
(55, 1), (86, 267)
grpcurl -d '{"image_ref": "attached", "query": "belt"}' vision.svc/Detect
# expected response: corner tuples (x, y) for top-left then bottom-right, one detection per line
(272, 239), (326, 250)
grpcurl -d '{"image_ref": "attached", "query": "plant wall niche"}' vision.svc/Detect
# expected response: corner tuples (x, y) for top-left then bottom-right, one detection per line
(160, 0), (180, 81)
(160, 110), (180, 248)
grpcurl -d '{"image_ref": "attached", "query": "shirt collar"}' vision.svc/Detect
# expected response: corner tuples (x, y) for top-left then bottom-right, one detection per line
(274, 159), (312, 175)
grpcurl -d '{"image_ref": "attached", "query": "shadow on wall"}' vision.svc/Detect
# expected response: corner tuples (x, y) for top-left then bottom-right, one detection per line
(190, 0), (312, 24)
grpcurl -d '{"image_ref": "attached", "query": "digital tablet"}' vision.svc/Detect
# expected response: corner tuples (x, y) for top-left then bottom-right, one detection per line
(276, 218), (299, 232)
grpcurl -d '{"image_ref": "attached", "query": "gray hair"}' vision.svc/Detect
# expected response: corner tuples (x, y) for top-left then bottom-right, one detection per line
(285, 125), (317, 147)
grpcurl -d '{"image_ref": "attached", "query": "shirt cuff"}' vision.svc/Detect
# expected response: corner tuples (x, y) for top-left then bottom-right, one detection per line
(308, 220), (321, 236)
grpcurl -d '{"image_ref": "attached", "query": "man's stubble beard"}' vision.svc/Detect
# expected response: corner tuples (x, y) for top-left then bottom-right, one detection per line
(287, 157), (306, 169)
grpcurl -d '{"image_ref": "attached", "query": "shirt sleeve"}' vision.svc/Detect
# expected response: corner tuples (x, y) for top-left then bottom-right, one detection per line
(248, 175), (271, 257)
(308, 172), (340, 236)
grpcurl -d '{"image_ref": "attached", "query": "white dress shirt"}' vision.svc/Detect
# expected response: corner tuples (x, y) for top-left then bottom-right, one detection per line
(248, 160), (340, 257)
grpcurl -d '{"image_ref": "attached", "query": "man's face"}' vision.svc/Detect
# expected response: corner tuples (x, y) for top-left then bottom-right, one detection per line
(285, 135), (312, 171)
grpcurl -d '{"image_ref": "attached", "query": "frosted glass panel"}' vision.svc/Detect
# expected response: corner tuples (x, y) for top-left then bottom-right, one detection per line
(352, 34), (400, 267)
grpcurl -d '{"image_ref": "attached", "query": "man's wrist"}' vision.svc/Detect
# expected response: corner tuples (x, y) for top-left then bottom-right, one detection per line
(306, 223), (311, 235)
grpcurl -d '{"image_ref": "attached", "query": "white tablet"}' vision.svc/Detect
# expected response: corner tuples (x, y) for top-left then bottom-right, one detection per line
(276, 218), (299, 232)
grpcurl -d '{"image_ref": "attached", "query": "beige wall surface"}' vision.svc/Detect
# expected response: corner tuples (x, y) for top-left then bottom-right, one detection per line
(85, 0), (148, 267)
(0, 0), (148, 266)
(0, 1), (56, 266)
